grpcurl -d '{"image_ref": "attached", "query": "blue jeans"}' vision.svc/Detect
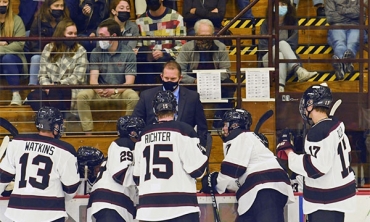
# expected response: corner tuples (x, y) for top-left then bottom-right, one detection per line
(0, 54), (23, 92)
(327, 29), (360, 58)
(29, 54), (41, 85)
(236, 0), (254, 19)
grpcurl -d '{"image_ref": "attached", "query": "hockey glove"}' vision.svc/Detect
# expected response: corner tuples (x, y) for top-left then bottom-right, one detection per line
(276, 129), (294, 160)
(201, 172), (219, 194)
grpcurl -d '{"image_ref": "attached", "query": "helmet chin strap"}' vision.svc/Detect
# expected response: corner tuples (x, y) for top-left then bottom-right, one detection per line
(305, 108), (314, 126)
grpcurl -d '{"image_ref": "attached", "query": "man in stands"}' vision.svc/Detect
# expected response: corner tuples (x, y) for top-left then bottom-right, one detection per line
(176, 19), (235, 129)
(135, 0), (186, 84)
(77, 19), (139, 135)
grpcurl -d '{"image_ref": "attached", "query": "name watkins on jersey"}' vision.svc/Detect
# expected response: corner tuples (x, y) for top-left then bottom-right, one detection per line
(24, 141), (55, 155)
(145, 131), (171, 143)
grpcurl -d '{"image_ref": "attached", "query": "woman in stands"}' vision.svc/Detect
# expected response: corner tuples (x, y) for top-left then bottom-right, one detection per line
(26, 0), (70, 86)
(26, 19), (88, 118)
(259, 0), (318, 92)
(109, 0), (139, 49)
(0, 0), (27, 106)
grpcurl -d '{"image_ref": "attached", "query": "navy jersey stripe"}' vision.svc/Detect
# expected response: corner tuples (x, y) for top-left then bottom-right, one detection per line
(62, 181), (81, 194)
(220, 161), (247, 178)
(8, 194), (65, 211)
(303, 180), (356, 204)
(87, 188), (136, 216)
(138, 192), (198, 208)
(189, 161), (207, 178)
(113, 168), (128, 185)
(303, 154), (324, 179)
(0, 169), (15, 183)
(236, 169), (290, 200)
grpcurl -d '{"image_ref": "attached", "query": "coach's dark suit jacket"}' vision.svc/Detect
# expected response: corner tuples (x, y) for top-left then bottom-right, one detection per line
(132, 86), (208, 146)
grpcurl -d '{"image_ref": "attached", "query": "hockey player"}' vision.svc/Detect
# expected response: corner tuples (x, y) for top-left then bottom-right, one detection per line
(87, 116), (145, 222)
(276, 84), (356, 222)
(76, 146), (105, 195)
(133, 90), (208, 222)
(0, 106), (81, 222)
(201, 108), (294, 222)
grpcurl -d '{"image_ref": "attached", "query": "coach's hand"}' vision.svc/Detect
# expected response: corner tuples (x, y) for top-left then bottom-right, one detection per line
(201, 172), (219, 194)
(276, 129), (295, 160)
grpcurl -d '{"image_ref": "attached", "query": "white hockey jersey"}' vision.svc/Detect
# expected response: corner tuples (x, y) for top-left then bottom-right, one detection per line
(87, 137), (138, 222)
(133, 121), (207, 221)
(216, 129), (295, 215)
(288, 118), (356, 214)
(0, 134), (80, 222)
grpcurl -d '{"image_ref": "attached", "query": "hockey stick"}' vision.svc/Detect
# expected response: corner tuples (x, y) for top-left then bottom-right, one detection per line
(205, 133), (221, 222)
(329, 99), (342, 117)
(0, 136), (9, 160)
(0, 117), (19, 137)
(254, 110), (274, 134)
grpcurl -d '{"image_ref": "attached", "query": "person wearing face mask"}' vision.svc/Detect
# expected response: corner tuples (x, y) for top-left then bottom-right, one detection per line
(109, 0), (139, 49)
(77, 19), (139, 135)
(176, 19), (236, 129)
(135, 0), (186, 84)
(25, 19), (88, 120)
(26, 0), (70, 87)
(259, 0), (318, 92)
(0, 0), (27, 106)
(132, 60), (208, 148)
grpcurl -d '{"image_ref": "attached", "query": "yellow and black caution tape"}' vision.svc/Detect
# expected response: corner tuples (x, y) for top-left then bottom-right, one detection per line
(222, 18), (328, 28)
(286, 72), (359, 82)
(228, 45), (332, 55)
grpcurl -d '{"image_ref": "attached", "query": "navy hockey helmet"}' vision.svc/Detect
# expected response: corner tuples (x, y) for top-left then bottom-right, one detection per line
(117, 116), (146, 139)
(35, 106), (64, 138)
(77, 146), (104, 182)
(222, 108), (252, 131)
(299, 83), (333, 121)
(152, 90), (178, 115)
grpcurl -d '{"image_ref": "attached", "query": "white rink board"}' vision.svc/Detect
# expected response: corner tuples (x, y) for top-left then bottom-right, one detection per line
(0, 193), (369, 222)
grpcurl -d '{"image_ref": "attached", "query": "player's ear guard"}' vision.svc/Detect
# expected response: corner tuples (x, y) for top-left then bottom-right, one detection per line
(200, 172), (219, 194)
(276, 129), (295, 160)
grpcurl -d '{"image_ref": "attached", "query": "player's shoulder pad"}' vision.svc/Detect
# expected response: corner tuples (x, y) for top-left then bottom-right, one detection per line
(307, 119), (341, 142)
(115, 137), (135, 151)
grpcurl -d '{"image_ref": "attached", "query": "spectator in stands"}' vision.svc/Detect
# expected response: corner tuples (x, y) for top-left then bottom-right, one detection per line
(26, 19), (88, 117)
(0, 0), (27, 106)
(70, 0), (110, 54)
(134, 0), (178, 17)
(292, 0), (325, 17)
(135, 0), (186, 84)
(18, 0), (40, 31)
(176, 19), (235, 129)
(109, 0), (139, 49)
(26, 0), (70, 86)
(259, 0), (318, 92)
(182, 0), (226, 36)
(77, 19), (139, 135)
(326, 0), (360, 80)
(236, 0), (254, 20)
(132, 60), (208, 147)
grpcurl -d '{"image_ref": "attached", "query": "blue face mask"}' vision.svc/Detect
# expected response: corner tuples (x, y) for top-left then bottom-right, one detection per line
(279, 6), (288, 16)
